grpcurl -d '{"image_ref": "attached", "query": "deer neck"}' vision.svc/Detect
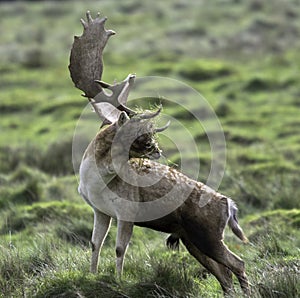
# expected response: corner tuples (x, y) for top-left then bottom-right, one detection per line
(93, 126), (115, 164)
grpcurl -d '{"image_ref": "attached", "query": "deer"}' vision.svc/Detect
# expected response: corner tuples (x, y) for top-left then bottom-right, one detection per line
(69, 11), (250, 296)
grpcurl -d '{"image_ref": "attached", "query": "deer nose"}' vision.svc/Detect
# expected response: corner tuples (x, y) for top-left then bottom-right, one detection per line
(150, 150), (161, 160)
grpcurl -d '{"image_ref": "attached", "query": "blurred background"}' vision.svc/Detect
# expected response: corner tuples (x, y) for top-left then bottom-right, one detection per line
(0, 1), (299, 297)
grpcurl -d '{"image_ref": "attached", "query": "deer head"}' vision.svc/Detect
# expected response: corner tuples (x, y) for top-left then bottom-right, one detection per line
(113, 107), (170, 160)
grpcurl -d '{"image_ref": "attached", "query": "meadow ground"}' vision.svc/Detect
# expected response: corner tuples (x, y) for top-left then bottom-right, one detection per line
(0, 0), (299, 297)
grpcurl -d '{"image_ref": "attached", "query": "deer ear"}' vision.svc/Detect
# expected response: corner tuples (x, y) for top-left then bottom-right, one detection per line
(117, 111), (129, 127)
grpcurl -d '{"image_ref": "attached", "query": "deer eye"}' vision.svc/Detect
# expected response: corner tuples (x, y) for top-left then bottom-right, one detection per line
(137, 134), (150, 143)
(145, 141), (154, 148)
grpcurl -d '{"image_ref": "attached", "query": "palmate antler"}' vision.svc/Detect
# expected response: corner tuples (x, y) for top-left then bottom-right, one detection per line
(69, 11), (115, 98)
(69, 11), (136, 124)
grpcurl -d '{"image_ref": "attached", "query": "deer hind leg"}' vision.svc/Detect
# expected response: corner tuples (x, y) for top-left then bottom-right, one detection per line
(217, 243), (250, 296)
(181, 236), (234, 295)
(201, 240), (250, 296)
(90, 209), (112, 273)
(182, 219), (250, 295)
(115, 220), (134, 277)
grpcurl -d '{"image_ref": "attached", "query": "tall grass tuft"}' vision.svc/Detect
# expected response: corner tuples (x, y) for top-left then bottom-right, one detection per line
(0, 238), (54, 297)
(253, 261), (300, 298)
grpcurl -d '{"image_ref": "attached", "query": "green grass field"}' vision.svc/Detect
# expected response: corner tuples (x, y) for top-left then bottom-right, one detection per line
(0, 0), (299, 297)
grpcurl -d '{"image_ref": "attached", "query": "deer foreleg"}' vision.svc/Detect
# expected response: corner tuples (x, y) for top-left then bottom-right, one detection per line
(90, 209), (111, 273)
(115, 220), (134, 277)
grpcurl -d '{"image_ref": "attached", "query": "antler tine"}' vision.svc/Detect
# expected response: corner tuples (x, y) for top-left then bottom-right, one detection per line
(154, 120), (171, 133)
(106, 29), (116, 36)
(86, 11), (93, 24)
(80, 18), (88, 29)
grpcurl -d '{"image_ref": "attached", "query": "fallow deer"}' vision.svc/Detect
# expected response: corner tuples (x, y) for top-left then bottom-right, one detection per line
(77, 108), (250, 295)
(69, 11), (250, 296)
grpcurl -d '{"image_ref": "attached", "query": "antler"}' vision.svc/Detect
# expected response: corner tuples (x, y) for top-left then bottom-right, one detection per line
(69, 11), (115, 98)
(69, 11), (168, 131)
(69, 11), (137, 124)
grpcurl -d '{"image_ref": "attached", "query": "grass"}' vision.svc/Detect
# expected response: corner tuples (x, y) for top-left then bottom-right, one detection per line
(1, 210), (299, 297)
(0, 0), (300, 297)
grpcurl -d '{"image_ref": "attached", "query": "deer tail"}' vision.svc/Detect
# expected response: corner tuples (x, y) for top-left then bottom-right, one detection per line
(228, 199), (248, 243)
